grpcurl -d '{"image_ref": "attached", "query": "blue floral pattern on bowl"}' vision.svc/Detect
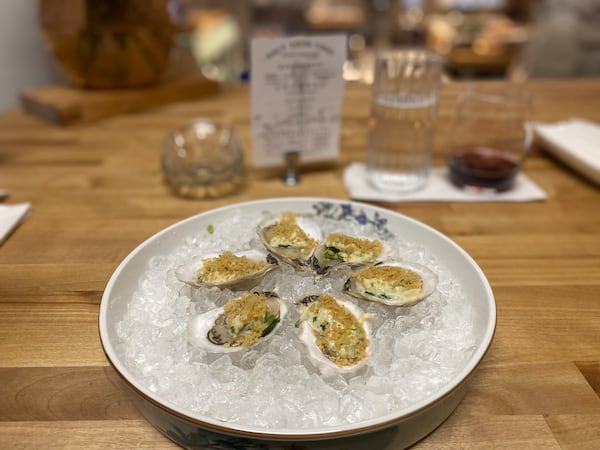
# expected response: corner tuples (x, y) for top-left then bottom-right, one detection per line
(312, 201), (393, 239)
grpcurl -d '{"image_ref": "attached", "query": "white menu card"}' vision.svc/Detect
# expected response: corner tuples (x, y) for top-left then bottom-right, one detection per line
(250, 34), (346, 168)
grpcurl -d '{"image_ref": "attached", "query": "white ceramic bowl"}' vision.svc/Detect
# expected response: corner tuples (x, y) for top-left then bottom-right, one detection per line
(99, 198), (496, 449)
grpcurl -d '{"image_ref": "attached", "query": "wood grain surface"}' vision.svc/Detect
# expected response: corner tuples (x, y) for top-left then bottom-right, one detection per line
(20, 75), (220, 125)
(1, 79), (600, 449)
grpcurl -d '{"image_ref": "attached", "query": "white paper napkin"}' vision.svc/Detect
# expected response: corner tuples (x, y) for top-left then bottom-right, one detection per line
(533, 119), (600, 186)
(0, 202), (31, 245)
(344, 163), (547, 202)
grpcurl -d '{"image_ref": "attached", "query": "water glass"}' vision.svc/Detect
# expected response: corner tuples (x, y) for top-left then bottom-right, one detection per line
(447, 84), (533, 192)
(161, 120), (244, 199)
(366, 49), (444, 194)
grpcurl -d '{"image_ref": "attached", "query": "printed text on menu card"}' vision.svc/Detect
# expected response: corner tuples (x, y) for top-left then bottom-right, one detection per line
(250, 35), (346, 167)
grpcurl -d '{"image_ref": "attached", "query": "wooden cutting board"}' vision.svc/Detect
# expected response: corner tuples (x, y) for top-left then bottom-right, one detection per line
(20, 75), (220, 125)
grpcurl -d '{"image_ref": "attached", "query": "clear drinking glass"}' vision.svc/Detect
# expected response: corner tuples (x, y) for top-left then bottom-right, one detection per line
(447, 84), (533, 192)
(161, 120), (244, 199)
(366, 49), (444, 194)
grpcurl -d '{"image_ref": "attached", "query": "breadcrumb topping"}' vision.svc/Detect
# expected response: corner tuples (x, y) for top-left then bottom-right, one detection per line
(199, 252), (266, 284)
(324, 233), (383, 263)
(267, 212), (318, 257)
(352, 265), (423, 302)
(356, 265), (422, 289)
(221, 292), (278, 348)
(300, 294), (369, 367)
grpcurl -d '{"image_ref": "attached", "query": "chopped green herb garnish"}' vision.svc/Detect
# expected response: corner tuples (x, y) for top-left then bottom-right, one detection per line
(323, 246), (344, 261)
(207, 224), (215, 234)
(366, 290), (390, 300)
(261, 312), (280, 337)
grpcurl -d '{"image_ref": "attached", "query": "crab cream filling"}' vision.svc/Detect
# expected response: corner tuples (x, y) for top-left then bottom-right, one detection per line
(266, 212), (319, 258)
(297, 294), (370, 369)
(198, 251), (267, 284)
(353, 265), (423, 302)
(322, 233), (384, 264)
(220, 293), (280, 348)
(190, 292), (284, 351)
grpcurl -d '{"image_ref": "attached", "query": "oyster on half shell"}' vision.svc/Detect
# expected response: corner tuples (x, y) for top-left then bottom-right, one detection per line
(295, 294), (372, 375)
(188, 291), (287, 352)
(344, 260), (438, 307)
(257, 212), (322, 271)
(175, 249), (278, 290)
(312, 232), (391, 276)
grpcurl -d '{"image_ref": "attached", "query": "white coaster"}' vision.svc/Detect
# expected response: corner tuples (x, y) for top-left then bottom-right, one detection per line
(344, 163), (547, 202)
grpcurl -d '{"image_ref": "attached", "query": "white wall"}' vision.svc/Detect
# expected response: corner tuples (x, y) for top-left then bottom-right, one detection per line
(0, 0), (62, 111)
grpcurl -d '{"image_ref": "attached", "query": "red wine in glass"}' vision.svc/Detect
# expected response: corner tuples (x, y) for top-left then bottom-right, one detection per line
(447, 147), (520, 192)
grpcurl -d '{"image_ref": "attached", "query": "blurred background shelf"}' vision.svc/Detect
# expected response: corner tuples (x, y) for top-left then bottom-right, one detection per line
(3, 0), (600, 114)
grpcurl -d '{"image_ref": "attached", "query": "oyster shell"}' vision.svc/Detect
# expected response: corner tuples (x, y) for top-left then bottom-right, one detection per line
(175, 249), (278, 290)
(257, 212), (322, 271)
(344, 260), (438, 307)
(312, 233), (390, 276)
(295, 294), (372, 375)
(188, 291), (287, 352)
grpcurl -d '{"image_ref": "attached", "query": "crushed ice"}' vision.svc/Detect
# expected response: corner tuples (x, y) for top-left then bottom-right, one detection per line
(115, 208), (477, 429)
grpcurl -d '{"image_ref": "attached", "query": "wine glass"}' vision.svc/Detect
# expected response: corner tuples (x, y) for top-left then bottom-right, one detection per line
(447, 84), (533, 192)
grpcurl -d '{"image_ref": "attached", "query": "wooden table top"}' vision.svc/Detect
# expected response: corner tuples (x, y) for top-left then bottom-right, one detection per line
(1, 78), (599, 449)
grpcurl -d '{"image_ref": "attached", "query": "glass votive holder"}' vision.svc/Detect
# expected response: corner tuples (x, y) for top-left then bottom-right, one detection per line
(161, 120), (245, 199)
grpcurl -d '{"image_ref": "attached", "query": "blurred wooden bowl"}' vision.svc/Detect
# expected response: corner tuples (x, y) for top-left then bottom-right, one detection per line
(39, 0), (174, 89)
